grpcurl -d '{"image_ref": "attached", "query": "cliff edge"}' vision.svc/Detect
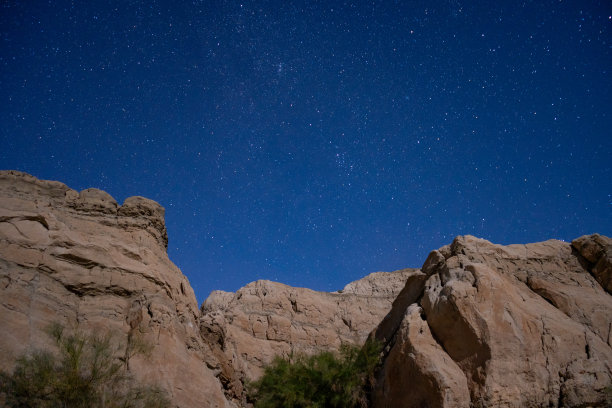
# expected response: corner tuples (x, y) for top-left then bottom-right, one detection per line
(0, 170), (233, 407)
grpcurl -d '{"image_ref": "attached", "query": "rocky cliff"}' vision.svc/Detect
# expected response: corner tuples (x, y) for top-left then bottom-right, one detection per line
(0, 170), (232, 407)
(0, 171), (413, 406)
(371, 234), (612, 407)
(1, 171), (610, 407)
(200, 269), (417, 402)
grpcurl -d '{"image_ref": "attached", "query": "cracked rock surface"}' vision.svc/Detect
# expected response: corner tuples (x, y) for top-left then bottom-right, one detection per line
(2, 171), (610, 407)
(200, 269), (418, 403)
(0, 170), (233, 408)
(371, 235), (612, 407)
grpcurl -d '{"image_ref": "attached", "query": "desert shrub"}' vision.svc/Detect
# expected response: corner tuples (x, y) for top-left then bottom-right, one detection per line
(248, 339), (381, 408)
(0, 323), (170, 408)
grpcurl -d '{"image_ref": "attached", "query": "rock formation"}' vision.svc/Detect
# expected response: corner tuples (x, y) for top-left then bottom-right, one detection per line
(1, 170), (610, 407)
(0, 170), (233, 408)
(200, 269), (417, 402)
(371, 235), (612, 407)
(0, 170), (417, 406)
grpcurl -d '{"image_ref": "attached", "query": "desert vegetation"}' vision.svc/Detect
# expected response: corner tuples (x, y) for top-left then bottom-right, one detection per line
(0, 323), (169, 408)
(248, 340), (381, 408)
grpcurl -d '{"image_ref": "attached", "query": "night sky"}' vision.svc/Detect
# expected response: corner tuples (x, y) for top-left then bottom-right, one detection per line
(1, 1), (610, 303)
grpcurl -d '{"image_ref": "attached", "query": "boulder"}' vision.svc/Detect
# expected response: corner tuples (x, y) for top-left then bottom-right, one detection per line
(372, 235), (612, 407)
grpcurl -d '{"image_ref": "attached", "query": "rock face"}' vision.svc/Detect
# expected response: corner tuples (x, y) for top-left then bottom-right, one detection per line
(0, 170), (418, 407)
(372, 235), (612, 407)
(0, 171), (233, 408)
(1, 171), (611, 408)
(200, 269), (418, 403)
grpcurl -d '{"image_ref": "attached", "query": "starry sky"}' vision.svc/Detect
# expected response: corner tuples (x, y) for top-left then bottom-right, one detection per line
(1, 0), (611, 303)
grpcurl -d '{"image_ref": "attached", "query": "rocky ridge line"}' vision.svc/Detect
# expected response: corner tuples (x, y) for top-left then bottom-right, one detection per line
(1, 171), (610, 407)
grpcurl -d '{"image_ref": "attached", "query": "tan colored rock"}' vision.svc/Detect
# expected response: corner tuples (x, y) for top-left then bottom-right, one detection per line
(373, 304), (470, 407)
(372, 235), (612, 407)
(572, 233), (612, 294)
(339, 270), (417, 297)
(0, 171), (233, 408)
(3, 171), (611, 407)
(200, 269), (419, 403)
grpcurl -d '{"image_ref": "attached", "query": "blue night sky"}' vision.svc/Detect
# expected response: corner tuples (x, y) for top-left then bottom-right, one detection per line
(1, 1), (610, 303)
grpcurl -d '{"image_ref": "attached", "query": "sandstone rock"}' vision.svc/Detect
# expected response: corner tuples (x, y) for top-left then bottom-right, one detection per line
(0, 171), (233, 408)
(373, 303), (470, 407)
(572, 234), (612, 294)
(75, 188), (118, 214)
(200, 269), (418, 403)
(3, 171), (611, 408)
(339, 269), (416, 297)
(372, 235), (612, 407)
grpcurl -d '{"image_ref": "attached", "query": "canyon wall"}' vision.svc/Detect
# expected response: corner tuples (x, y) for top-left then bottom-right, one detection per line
(0, 170), (233, 407)
(1, 171), (610, 407)
(200, 268), (417, 402)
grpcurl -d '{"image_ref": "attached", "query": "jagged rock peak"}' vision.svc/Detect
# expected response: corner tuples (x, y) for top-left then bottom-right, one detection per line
(0, 170), (168, 248)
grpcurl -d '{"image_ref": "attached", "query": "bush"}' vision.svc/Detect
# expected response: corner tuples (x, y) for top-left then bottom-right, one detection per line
(0, 323), (170, 408)
(248, 340), (381, 408)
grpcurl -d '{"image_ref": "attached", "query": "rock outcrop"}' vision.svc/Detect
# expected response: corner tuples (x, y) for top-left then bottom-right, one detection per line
(0, 171), (419, 407)
(0, 171), (233, 408)
(372, 235), (612, 407)
(1, 171), (610, 407)
(200, 269), (418, 403)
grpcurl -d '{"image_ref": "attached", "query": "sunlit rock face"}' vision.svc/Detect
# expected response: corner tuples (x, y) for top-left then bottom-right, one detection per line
(371, 234), (612, 408)
(0, 170), (234, 408)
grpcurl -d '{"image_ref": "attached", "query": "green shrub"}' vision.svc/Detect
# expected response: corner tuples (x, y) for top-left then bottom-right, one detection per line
(248, 340), (381, 408)
(0, 323), (170, 408)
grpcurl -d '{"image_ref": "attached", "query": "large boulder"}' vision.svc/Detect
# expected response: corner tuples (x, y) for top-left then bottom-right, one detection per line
(372, 235), (612, 407)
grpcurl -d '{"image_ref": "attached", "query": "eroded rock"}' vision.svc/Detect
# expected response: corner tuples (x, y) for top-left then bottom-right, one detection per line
(0, 171), (233, 408)
(372, 235), (612, 407)
(200, 269), (419, 403)
(2, 171), (610, 408)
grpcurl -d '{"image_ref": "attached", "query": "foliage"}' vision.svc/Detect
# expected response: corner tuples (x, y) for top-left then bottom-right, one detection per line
(248, 339), (381, 408)
(0, 323), (170, 408)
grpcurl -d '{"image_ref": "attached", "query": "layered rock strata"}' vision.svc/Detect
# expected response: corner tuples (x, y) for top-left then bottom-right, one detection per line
(0, 170), (418, 406)
(0, 170), (233, 408)
(372, 235), (612, 407)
